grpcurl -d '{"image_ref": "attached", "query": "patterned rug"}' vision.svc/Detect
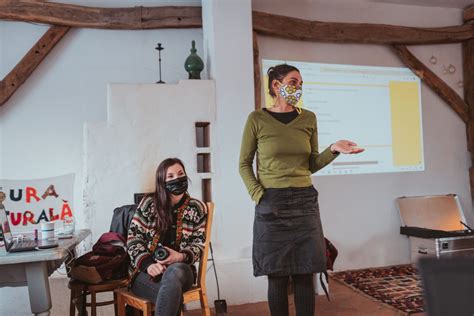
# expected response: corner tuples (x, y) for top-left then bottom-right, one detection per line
(331, 264), (424, 315)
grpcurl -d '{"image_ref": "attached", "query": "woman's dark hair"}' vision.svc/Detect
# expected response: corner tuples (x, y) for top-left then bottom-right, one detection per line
(267, 64), (300, 97)
(154, 158), (188, 232)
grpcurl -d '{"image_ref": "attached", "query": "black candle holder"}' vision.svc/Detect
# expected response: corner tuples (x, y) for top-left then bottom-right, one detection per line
(155, 43), (165, 84)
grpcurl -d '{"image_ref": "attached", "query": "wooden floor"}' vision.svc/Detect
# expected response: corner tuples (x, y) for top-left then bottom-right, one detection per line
(186, 281), (426, 316)
(49, 277), (425, 316)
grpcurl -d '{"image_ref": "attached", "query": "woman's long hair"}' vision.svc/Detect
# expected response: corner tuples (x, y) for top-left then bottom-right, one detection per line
(154, 158), (188, 232)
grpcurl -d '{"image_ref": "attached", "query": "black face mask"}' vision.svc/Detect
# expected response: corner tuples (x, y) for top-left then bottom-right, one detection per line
(165, 176), (188, 196)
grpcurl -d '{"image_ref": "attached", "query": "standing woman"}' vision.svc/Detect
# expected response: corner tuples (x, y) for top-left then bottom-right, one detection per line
(239, 64), (363, 316)
(127, 158), (207, 316)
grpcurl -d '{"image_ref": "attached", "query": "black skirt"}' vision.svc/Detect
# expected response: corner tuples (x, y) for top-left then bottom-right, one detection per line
(253, 186), (326, 277)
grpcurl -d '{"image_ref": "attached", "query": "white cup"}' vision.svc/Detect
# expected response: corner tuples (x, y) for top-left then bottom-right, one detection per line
(41, 222), (55, 239)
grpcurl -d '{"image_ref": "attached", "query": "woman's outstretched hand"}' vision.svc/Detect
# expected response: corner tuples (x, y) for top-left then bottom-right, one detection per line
(331, 140), (365, 154)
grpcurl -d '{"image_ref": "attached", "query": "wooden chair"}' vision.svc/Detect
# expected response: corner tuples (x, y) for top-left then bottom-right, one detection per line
(116, 202), (215, 316)
(69, 277), (129, 316)
(68, 203), (134, 315)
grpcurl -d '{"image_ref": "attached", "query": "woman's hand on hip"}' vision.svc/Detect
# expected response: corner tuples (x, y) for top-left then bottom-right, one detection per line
(331, 140), (365, 154)
(157, 246), (186, 265)
(147, 262), (166, 277)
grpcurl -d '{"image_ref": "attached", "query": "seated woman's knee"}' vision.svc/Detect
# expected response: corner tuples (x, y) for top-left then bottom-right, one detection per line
(163, 262), (192, 283)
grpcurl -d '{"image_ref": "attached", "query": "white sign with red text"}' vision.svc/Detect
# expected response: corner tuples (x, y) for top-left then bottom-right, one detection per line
(0, 174), (74, 233)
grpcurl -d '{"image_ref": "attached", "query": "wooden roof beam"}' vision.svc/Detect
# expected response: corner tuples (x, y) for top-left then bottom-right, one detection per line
(253, 11), (474, 45)
(0, 25), (70, 106)
(464, 4), (474, 23)
(0, 1), (202, 29)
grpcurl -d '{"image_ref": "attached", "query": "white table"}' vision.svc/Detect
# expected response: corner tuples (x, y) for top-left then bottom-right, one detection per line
(0, 229), (91, 315)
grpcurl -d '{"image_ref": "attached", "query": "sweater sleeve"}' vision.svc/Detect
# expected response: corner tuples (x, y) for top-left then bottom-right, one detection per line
(309, 114), (339, 173)
(181, 200), (208, 264)
(239, 113), (265, 203)
(127, 197), (154, 273)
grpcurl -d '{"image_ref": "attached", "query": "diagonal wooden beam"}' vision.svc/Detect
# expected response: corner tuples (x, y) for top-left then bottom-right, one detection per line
(0, 25), (70, 106)
(392, 45), (468, 124)
(0, 1), (202, 29)
(253, 11), (474, 45)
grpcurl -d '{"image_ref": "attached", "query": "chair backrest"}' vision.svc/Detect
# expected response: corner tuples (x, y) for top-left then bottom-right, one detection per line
(418, 257), (474, 316)
(196, 202), (214, 287)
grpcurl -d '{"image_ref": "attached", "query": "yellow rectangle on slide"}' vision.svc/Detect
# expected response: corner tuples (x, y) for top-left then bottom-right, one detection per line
(390, 81), (422, 166)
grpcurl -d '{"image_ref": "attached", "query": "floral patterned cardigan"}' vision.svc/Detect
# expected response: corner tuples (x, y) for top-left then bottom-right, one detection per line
(126, 193), (207, 280)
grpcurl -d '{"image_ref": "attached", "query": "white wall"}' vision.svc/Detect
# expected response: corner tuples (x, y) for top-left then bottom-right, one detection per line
(0, 16), (203, 232)
(201, 0), (271, 306)
(83, 81), (215, 240)
(252, 0), (472, 271)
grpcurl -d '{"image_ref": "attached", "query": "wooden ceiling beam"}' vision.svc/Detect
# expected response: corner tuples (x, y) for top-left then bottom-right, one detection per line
(0, 25), (70, 106)
(253, 11), (474, 45)
(0, 1), (202, 29)
(464, 4), (474, 23)
(392, 45), (468, 124)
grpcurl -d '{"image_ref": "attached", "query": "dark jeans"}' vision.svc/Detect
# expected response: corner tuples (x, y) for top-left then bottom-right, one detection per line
(131, 262), (194, 316)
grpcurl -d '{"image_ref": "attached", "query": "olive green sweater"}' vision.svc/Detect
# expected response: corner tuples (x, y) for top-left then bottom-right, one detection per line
(239, 108), (339, 203)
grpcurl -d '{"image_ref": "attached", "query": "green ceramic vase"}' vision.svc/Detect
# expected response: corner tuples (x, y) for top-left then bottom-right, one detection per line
(184, 40), (204, 79)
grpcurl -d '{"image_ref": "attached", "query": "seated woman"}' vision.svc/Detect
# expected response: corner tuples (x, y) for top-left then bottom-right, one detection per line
(127, 158), (207, 316)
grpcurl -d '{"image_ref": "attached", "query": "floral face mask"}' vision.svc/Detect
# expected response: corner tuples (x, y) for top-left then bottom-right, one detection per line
(279, 83), (302, 106)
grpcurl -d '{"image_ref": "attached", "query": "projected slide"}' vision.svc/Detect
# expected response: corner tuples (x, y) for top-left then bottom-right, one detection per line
(262, 59), (424, 176)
